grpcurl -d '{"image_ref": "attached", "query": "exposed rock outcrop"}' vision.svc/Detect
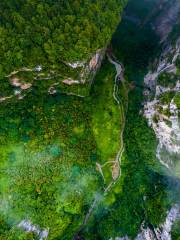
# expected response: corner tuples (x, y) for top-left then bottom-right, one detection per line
(111, 205), (180, 240)
(18, 220), (49, 240)
(143, 38), (180, 176)
(10, 77), (32, 90)
(0, 48), (106, 103)
(136, 205), (180, 240)
(152, 0), (180, 42)
(62, 78), (81, 85)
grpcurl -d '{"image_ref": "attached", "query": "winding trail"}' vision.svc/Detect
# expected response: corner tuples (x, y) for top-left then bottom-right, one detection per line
(109, 56), (123, 105)
(74, 54), (126, 238)
(104, 54), (125, 191)
(94, 54), (125, 190)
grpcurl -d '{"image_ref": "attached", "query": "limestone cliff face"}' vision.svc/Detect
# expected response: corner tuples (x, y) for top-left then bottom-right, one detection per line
(152, 0), (180, 42)
(124, 0), (180, 43)
(110, 205), (180, 240)
(135, 205), (180, 240)
(64, 48), (106, 85)
(143, 37), (180, 178)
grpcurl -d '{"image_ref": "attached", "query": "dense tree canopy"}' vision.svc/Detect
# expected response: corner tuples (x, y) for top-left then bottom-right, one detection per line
(1, 0), (178, 239)
(0, 0), (126, 78)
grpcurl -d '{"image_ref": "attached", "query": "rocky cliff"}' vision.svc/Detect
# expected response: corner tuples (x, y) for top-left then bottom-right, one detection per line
(110, 205), (180, 240)
(143, 36), (180, 178)
(0, 48), (106, 102)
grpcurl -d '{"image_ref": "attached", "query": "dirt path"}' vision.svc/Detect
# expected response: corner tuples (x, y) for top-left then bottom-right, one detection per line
(104, 54), (125, 191)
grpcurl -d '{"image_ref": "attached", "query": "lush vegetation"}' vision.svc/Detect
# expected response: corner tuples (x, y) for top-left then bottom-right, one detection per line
(81, 1), (179, 238)
(157, 72), (178, 88)
(176, 56), (180, 69)
(174, 92), (180, 109)
(159, 91), (176, 105)
(90, 60), (128, 184)
(172, 220), (180, 240)
(0, 0), (126, 79)
(86, 91), (170, 239)
(1, 0), (179, 239)
(0, 91), (100, 239)
(0, 1), (128, 238)
(0, 55), (126, 239)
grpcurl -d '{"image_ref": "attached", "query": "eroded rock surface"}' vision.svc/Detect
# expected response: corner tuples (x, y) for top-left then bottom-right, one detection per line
(111, 205), (180, 240)
(153, 0), (180, 42)
(18, 220), (49, 240)
(143, 38), (180, 176)
(136, 205), (180, 240)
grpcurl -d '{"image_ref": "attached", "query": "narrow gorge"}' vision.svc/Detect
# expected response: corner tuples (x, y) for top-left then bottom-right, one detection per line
(0, 0), (179, 240)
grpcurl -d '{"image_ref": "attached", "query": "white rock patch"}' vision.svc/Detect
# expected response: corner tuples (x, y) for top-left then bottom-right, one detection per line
(143, 38), (180, 171)
(66, 61), (85, 69)
(18, 220), (49, 239)
(111, 205), (180, 240)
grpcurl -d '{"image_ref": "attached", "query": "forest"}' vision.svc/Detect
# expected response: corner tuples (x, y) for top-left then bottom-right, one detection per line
(0, 0), (126, 79)
(0, 0), (180, 239)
